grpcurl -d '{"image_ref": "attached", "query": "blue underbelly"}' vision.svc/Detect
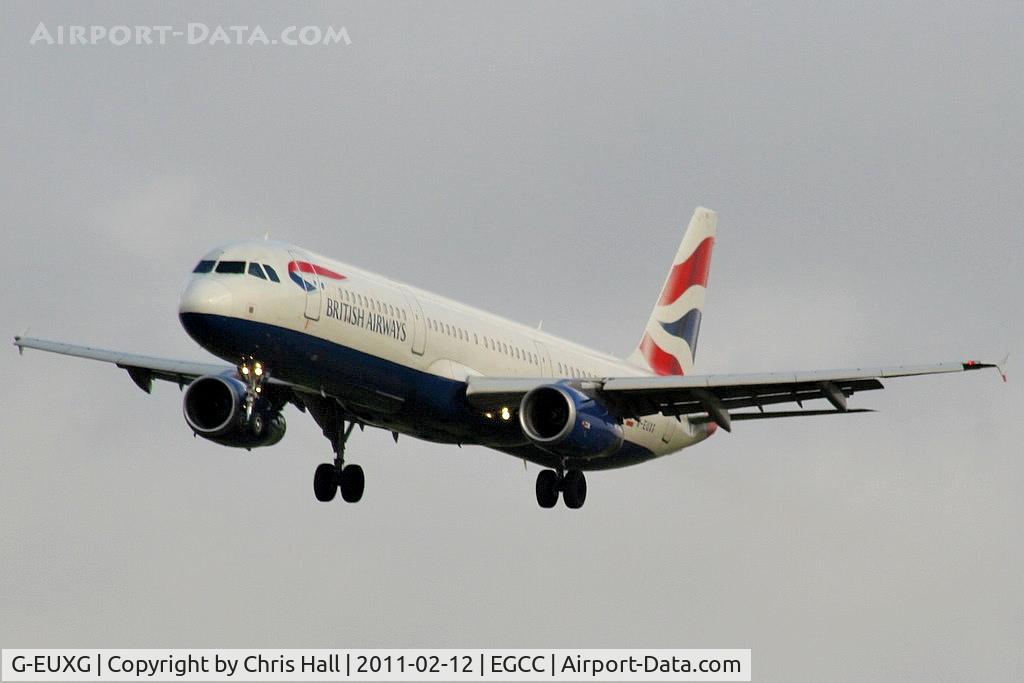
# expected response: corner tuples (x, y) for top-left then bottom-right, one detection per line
(179, 312), (655, 469)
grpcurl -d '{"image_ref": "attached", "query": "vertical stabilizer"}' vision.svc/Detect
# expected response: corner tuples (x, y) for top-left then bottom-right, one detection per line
(626, 207), (717, 375)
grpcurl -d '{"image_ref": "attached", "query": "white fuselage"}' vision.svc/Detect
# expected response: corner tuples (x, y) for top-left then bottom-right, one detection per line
(178, 240), (712, 467)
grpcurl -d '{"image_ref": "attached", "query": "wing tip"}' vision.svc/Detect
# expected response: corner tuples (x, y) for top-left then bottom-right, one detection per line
(963, 356), (1009, 383)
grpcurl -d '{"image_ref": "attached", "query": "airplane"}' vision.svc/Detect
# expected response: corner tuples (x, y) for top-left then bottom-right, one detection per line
(13, 208), (1006, 509)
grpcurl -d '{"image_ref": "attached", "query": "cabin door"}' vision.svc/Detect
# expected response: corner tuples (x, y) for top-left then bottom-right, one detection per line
(288, 251), (322, 321)
(401, 289), (427, 355)
(533, 340), (553, 377)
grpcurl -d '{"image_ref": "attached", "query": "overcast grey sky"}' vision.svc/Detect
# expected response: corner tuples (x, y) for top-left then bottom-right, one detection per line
(1, 1), (1021, 680)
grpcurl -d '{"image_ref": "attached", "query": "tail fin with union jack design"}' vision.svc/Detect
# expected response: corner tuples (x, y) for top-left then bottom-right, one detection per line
(626, 207), (716, 376)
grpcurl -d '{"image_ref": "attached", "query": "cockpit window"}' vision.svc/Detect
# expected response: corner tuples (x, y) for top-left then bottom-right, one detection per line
(193, 260), (215, 273)
(263, 265), (280, 283)
(215, 260), (246, 274)
(248, 263), (267, 279)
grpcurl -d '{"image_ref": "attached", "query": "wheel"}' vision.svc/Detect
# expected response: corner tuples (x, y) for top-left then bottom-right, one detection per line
(536, 470), (559, 508)
(250, 413), (265, 437)
(562, 470), (587, 509)
(340, 464), (365, 503)
(313, 463), (338, 502)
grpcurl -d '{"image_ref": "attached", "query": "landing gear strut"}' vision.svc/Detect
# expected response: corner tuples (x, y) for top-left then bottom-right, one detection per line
(535, 468), (587, 509)
(312, 417), (365, 503)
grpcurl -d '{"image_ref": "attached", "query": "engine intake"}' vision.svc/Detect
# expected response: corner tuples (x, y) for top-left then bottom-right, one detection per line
(183, 374), (285, 448)
(519, 384), (623, 459)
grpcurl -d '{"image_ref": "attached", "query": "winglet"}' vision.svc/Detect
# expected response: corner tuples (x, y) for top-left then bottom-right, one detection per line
(14, 328), (29, 355)
(962, 357), (1009, 383)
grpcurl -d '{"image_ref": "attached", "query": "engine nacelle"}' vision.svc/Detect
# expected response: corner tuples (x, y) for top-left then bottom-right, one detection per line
(518, 384), (623, 459)
(183, 374), (286, 448)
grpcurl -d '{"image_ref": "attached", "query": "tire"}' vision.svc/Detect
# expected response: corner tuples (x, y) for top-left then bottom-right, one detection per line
(340, 464), (365, 503)
(535, 470), (559, 508)
(562, 470), (587, 509)
(250, 413), (265, 437)
(313, 463), (338, 502)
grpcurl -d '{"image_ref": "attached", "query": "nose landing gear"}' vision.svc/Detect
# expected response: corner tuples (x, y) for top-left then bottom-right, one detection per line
(237, 357), (268, 426)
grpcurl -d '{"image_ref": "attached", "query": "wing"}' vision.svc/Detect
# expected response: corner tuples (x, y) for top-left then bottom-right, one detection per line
(14, 335), (231, 392)
(12, 335), (309, 398)
(466, 359), (1006, 432)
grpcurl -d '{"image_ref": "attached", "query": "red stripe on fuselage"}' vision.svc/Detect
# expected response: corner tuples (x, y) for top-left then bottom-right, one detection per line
(657, 237), (714, 306)
(639, 333), (684, 376)
(288, 261), (346, 280)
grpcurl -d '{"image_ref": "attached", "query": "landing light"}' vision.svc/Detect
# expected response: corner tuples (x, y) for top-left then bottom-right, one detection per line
(241, 366), (250, 375)
(500, 406), (512, 421)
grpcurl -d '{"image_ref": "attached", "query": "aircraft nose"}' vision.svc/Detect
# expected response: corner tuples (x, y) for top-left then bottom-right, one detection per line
(179, 278), (233, 316)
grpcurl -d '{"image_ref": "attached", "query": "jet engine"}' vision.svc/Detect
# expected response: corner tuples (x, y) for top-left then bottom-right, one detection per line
(518, 384), (623, 459)
(183, 374), (286, 448)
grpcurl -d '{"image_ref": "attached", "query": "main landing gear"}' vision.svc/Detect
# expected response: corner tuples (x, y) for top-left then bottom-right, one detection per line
(312, 417), (365, 503)
(535, 468), (587, 509)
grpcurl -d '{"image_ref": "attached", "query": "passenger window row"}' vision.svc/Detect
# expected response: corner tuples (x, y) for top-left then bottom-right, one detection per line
(556, 362), (595, 379)
(422, 317), (598, 377)
(337, 289), (408, 321)
(425, 316), (540, 366)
